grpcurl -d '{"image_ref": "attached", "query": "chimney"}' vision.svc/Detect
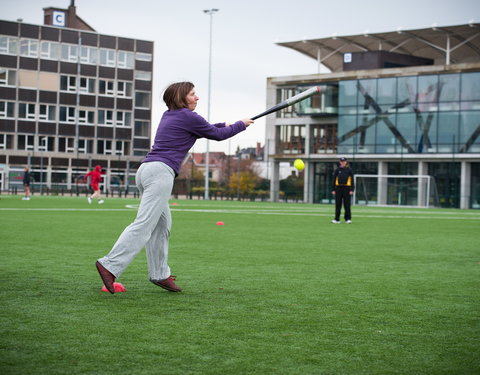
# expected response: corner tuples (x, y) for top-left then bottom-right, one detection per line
(66, 1), (77, 28)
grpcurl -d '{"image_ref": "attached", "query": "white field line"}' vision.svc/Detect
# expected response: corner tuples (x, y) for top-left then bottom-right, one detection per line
(0, 208), (133, 211)
(1, 206), (479, 220)
(167, 208), (480, 220)
(170, 203), (480, 216)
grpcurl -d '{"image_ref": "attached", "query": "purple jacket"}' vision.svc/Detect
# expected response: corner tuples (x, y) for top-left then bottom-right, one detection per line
(143, 108), (246, 175)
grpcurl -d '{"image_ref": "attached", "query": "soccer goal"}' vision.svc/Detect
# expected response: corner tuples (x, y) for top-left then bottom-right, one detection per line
(354, 174), (439, 208)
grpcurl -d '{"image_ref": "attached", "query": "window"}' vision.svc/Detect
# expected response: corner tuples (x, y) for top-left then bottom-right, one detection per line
(80, 46), (97, 65)
(40, 41), (59, 60)
(39, 105), (56, 121)
(58, 137), (75, 153)
(59, 106), (76, 123)
(0, 36), (18, 55)
(61, 44), (78, 62)
(116, 111), (132, 127)
(117, 81), (132, 97)
(99, 49), (116, 66)
(18, 103), (36, 120)
(459, 111), (480, 151)
(51, 169), (68, 185)
(66, 138), (75, 153)
(115, 140), (130, 156)
(135, 52), (152, 61)
(0, 134), (13, 149)
(79, 77), (95, 94)
(17, 135), (35, 151)
(339, 80), (359, 106)
(78, 110), (95, 124)
(117, 141), (125, 156)
(397, 76), (417, 105)
(0, 69), (16, 86)
(277, 87), (296, 118)
(98, 110), (114, 125)
(377, 77), (397, 106)
(417, 75), (439, 104)
(117, 51), (134, 69)
(78, 139), (93, 154)
(134, 71), (152, 81)
(276, 125), (305, 154)
(135, 121), (150, 137)
(0, 101), (15, 118)
(337, 114), (358, 153)
(295, 85), (337, 115)
(358, 79), (377, 105)
(439, 74), (460, 102)
(461, 72), (480, 101)
(19, 39), (38, 58)
(97, 140), (113, 154)
(310, 124), (336, 154)
(60, 75), (77, 92)
(99, 79), (115, 95)
(38, 136), (54, 152)
(135, 91), (150, 108)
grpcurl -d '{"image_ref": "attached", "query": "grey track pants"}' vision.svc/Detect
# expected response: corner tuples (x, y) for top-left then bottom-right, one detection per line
(98, 161), (175, 281)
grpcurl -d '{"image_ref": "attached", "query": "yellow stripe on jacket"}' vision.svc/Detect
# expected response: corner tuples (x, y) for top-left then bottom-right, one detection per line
(335, 176), (352, 186)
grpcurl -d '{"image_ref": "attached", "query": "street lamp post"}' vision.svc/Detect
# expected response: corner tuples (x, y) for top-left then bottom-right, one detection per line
(203, 8), (219, 200)
(40, 137), (47, 195)
(236, 149), (241, 200)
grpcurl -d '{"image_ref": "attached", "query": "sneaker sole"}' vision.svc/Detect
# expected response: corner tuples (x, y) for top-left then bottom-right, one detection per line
(150, 280), (182, 292)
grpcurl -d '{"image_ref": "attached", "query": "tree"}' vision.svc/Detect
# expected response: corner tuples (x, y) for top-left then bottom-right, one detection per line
(226, 156), (262, 199)
(229, 170), (258, 198)
(280, 172), (304, 201)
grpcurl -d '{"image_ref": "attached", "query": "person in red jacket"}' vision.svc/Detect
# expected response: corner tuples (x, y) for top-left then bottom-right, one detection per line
(84, 165), (104, 204)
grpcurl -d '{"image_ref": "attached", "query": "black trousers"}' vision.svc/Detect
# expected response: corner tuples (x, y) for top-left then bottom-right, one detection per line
(334, 186), (352, 221)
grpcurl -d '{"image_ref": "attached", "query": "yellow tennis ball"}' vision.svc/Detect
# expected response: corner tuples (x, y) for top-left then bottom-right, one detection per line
(294, 159), (305, 171)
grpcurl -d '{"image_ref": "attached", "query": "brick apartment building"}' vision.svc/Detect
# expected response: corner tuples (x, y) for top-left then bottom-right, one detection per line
(0, 1), (153, 193)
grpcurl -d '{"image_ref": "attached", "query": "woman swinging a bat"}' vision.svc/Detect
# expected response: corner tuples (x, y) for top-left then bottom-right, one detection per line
(95, 82), (253, 294)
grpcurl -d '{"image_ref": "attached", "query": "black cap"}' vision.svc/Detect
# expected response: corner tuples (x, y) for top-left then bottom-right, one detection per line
(339, 157), (347, 161)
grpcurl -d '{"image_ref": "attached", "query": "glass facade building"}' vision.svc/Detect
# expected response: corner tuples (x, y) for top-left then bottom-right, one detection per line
(265, 25), (480, 209)
(337, 72), (480, 155)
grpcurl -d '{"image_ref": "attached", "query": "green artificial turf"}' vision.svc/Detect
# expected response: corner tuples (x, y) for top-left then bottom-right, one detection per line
(0, 195), (479, 374)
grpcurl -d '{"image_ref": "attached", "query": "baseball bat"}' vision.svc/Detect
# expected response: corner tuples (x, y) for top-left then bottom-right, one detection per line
(251, 86), (321, 120)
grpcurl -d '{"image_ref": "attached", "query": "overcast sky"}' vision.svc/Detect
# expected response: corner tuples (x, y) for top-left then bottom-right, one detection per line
(3, 0), (479, 154)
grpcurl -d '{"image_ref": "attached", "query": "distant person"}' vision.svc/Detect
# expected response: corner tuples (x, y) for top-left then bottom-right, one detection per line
(331, 157), (354, 224)
(95, 81), (253, 294)
(22, 167), (31, 201)
(84, 165), (104, 204)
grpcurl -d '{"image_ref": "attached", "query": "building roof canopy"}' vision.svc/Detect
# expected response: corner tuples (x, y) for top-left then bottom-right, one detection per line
(277, 23), (480, 72)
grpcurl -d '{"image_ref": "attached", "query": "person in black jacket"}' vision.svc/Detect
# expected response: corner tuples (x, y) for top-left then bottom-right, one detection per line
(22, 167), (31, 201)
(331, 157), (354, 223)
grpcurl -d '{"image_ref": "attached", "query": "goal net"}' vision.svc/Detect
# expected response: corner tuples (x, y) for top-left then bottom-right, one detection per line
(354, 174), (439, 208)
